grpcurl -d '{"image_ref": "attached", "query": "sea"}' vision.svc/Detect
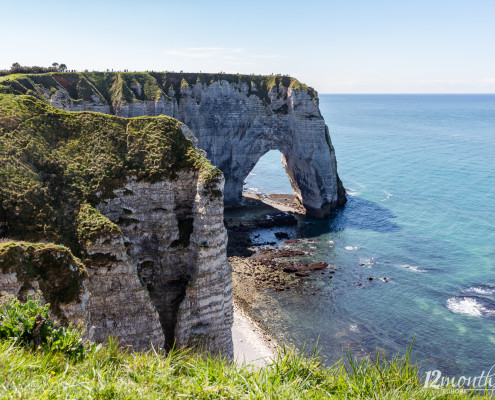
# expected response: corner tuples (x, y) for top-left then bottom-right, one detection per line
(242, 94), (495, 378)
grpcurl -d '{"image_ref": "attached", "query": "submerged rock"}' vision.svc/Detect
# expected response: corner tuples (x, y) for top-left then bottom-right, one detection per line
(308, 262), (329, 271)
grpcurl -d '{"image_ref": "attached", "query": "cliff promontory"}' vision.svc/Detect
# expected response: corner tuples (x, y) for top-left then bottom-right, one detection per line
(0, 72), (346, 217)
(0, 94), (233, 356)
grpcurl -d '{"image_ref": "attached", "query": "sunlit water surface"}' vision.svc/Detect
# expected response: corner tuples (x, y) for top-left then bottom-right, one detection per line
(242, 94), (495, 377)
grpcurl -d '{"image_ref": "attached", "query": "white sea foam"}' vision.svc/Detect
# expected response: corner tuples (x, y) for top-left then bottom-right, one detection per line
(358, 258), (375, 267)
(400, 264), (426, 273)
(345, 246), (359, 251)
(349, 324), (359, 333)
(446, 297), (494, 317)
(244, 187), (260, 193)
(345, 188), (361, 196)
(382, 190), (393, 201)
(328, 240), (334, 244)
(467, 286), (495, 296)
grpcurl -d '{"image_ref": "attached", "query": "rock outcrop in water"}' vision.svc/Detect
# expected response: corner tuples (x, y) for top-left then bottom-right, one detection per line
(0, 72), (346, 217)
(0, 94), (233, 357)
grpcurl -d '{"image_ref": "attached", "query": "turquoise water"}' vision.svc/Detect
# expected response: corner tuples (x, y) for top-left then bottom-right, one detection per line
(243, 94), (495, 377)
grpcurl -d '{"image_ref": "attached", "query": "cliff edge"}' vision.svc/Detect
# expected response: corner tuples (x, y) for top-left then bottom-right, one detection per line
(0, 94), (233, 357)
(0, 72), (346, 217)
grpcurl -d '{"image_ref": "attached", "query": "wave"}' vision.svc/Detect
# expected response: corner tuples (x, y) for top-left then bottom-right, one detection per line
(243, 187), (261, 193)
(345, 246), (359, 251)
(359, 257), (377, 267)
(446, 296), (495, 317)
(399, 264), (427, 273)
(345, 188), (362, 196)
(381, 190), (393, 201)
(466, 285), (495, 296)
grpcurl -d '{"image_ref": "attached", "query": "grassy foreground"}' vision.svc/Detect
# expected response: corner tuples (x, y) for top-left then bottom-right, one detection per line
(0, 339), (489, 399)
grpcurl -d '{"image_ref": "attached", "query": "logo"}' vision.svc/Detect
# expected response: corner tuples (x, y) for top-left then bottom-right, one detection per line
(425, 365), (495, 393)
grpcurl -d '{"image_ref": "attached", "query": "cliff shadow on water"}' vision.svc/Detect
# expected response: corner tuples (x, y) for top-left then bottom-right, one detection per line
(226, 192), (400, 250)
(301, 195), (401, 236)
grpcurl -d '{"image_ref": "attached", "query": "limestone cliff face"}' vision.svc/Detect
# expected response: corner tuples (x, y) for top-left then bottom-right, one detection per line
(0, 94), (233, 357)
(80, 227), (165, 351)
(0, 72), (346, 217)
(173, 82), (347, 217)
(95, 175), (232, 355)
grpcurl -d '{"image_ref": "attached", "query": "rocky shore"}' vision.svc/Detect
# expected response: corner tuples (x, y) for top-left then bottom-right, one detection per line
(226, 193), (341, 340)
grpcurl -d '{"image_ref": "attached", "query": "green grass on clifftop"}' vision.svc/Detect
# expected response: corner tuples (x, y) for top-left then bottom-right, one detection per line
(0, 338), (489, 399)
(0, 71), (318, 106)
(0, 93), (220, 250)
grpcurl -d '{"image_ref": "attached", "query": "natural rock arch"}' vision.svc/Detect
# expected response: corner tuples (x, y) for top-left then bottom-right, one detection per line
(175, 81), (347, 217)
(242, 149), (292, 194)
(183, 94), (346, 217)
(0, 72), (347, 217)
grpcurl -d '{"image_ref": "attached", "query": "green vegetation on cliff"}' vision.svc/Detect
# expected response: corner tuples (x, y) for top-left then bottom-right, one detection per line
(75, 203), (121, 246)
(0, 294), (86, 359)
(0, 241), (87, 310)
(0, 71), (317, 106)
(0, 93), (220, 251)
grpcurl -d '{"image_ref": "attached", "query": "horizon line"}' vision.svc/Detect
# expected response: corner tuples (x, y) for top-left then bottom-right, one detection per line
(319, 92), (495, 95)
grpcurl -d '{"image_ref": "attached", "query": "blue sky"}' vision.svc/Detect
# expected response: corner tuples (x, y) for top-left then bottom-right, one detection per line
(2, 0), (494, 93)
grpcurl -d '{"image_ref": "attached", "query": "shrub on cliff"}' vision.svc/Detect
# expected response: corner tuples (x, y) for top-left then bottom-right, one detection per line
(0, 63), (68, 77)
(0, 294), (85, 359)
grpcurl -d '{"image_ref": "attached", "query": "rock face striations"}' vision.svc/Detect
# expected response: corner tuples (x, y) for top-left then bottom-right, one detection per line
(0, 72), (346, 217)
(0, 94), (233, 357)
(0, 71), (346, 357)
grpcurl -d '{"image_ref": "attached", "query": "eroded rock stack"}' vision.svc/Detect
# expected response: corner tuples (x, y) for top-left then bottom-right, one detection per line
(0, 94), (233, 357)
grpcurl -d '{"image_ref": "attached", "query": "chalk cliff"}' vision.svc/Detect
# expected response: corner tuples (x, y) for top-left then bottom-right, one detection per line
(0, 72), (346, 217)
(0, 94), (233, 357)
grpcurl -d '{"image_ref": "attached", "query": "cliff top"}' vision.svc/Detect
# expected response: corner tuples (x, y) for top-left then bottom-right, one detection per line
(0, 240), (87, 309)
(0, 93), (221, 252)
(0, 71), (317, 104)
